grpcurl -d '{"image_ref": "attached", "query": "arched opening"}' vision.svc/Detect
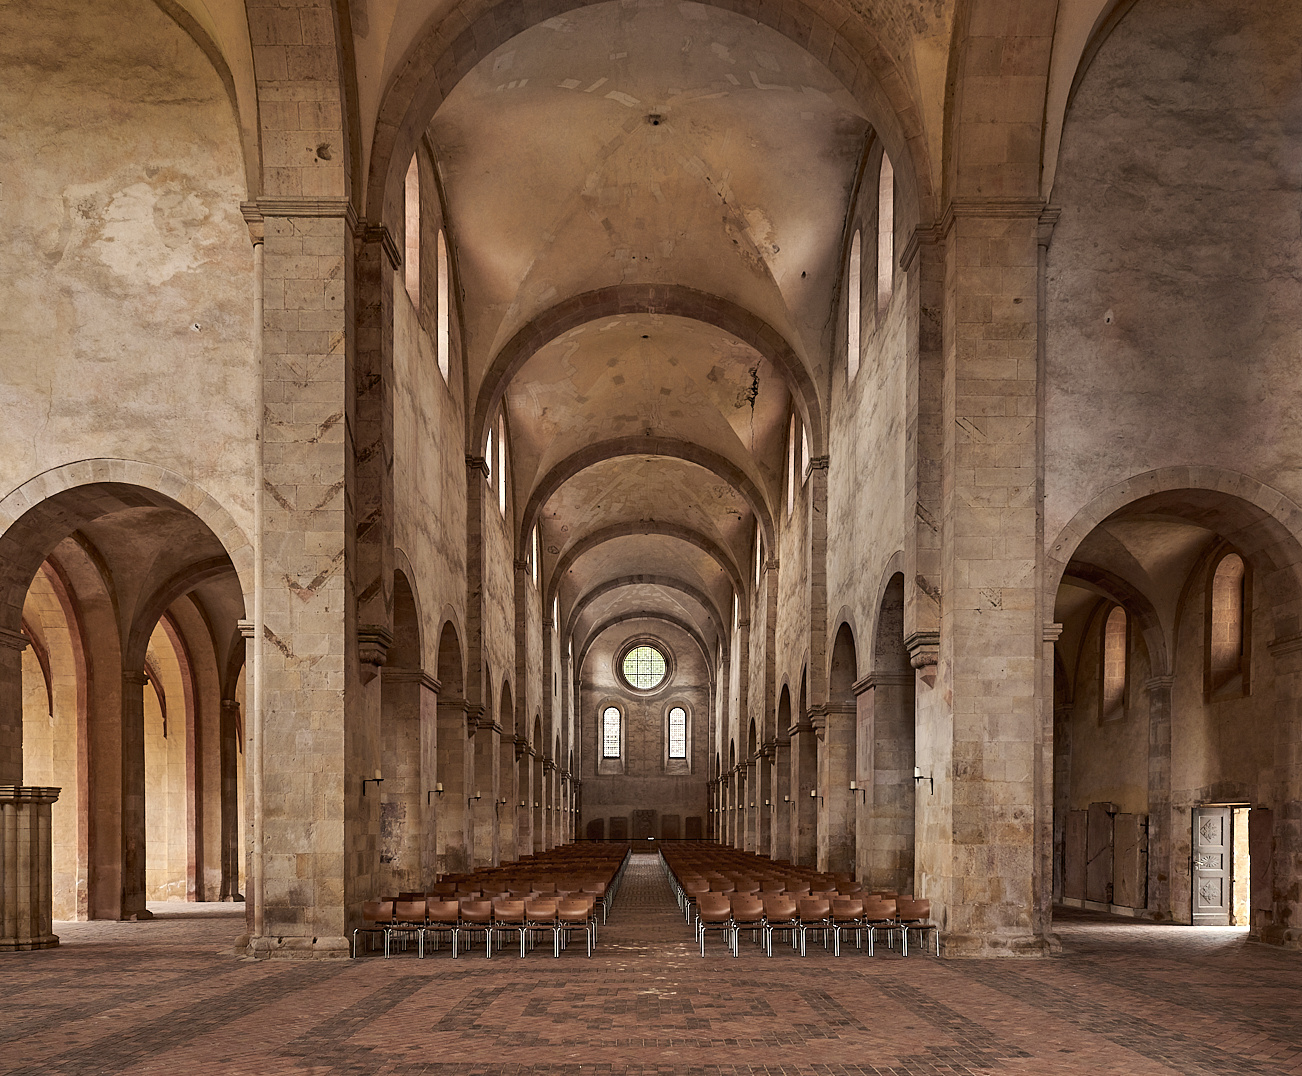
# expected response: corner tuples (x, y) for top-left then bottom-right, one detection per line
(847, 230), (862, 382)
(866, 575), (915, 892)
(793, 671), (817, 866)
(2, 480), (247, 923)
(1051, 482), (1302, 938)
(434, 621), (468, 874)
(497, 681), (516, 861)
(773, 686), (792, 861)
(379, 570), (423, 895)
(824, 623), (858, 876)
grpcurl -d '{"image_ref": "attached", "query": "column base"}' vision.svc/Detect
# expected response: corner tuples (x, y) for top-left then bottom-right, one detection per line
(239, 933), (351, 960)
(1257, 924), (1302, 950)
(0, 933), (59, 951)
(941, 931), (1061, 958)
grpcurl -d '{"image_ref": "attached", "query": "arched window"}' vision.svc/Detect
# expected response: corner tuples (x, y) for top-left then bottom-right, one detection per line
(877, 154), (894, 315)
(1101, 605), (1128, 720)
(602, 705), (621, 758)
(787, 413), (796, 517)
(1207, 552), (1250, 698)
(497, 419), (507, 515)
(404, 154), (420, 306)
(800, 422), (810, 481)
(530, 525), (539, 586)
(436, 229), (449, 382)
(847, 229), (861, 382)
(484, 426), (493, 481)
(754, 522), (762, 588)
(668, 705), (688, 759)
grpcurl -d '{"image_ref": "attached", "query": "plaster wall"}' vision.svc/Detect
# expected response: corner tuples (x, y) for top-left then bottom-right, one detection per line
(578, 622), (710, 840)
(0, 0), (255, 533)
(1045, 0), (1302, 545)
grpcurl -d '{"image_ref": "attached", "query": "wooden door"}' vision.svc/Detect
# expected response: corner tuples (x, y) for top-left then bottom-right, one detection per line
(1192, 807), (1231, 926)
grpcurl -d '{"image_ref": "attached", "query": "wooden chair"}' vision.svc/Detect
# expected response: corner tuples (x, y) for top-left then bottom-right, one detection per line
(831, 897), (865, 956)
(491, 899), (529, 958)
(456, 899), (493, 958)
(424, 899), (461, 956)
(696, 893), (733, 956)
(351, 900), (393, 958)
(386, 900), (427, 958)
(897, 898), (939, 956)
(795, 897), (832, 956)
(728, 894), (766, 956)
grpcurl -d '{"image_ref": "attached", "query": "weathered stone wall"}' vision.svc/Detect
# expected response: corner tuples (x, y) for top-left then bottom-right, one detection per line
(578, 621), (710, 840)
(1045, 0), (1302, 541)
(0, 0), (255, 534)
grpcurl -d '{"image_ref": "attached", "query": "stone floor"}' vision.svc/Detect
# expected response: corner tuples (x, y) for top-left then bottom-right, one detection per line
(4, 854), (1300, 1075)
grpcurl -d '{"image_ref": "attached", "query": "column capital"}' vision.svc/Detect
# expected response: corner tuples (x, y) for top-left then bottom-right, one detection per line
(465, 455), (491, 478)
(905, 630), (939, 669)
(122, 670), (149, 687)
(1043, 621), (1064, 643)
(0, 627), (29, 652)
(236, 619), (257, 640)
(1144, 675), (1176, 693)
(356, 624), (394, 685)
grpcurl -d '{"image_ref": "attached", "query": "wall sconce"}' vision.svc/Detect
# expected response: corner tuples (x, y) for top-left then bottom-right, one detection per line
(850, 780), (867, 803)
(763, 798), (770, 806)
(809, 788), (817, 798)
(426, 782), (444, 804)
(534, 801), (541, 808)
(469, 790), (482, 806)
(913, 766), (934, 794)
(783, 794), (790, 803)
(520, 800), (527, 808)
(362, 769), (383, 796)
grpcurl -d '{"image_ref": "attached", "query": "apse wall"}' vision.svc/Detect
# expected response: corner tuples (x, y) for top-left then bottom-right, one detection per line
(1044, 0), (1302, 544)
(578, 620), (710, 841)
(0, 0), (255, 532)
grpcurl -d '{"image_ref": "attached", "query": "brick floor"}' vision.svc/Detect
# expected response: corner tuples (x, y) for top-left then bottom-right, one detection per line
(3, 854), (1300, 1075)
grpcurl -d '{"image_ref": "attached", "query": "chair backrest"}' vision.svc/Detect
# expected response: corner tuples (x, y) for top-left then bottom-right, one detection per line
(763, 895), (798, 920)
(363, 900), (393, 924)
(730, 894), (764, 920)
(427, 900), (460, 924)
(557, 898), (590, 922)
(525, 899), (558, 920)
(897, 898), (930, 921)
(782, 886), (811, 899)
(697, 893), (733, 921)
(864, 898), (897, 920)
(831, 897), (864, 919)
(797, 897), (831, 921)
(395, 899), (426, 923)
(459, 899), (493, 923)
(532, 881), (558, 894)
(760, 878), (787, 893)
(493, 899), (526, 922)
(731, 880), (761, 895)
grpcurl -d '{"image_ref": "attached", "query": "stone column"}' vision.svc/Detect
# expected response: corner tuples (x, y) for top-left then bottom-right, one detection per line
(791, 720), (818, 866)
(1144, 676), (1174, 920)
(120, 670), (149, 920)
(1052, 702), (1073, 903)
(0, 628), (26, 785)
(772, 738), (791, 860)
(219, 699), (242, 900)
(757, 742), (774, 854)
(816, 702), (855, 875)
(936, 205), (1047, 956)
(1264, 635), (1302, 947)
(0, 786), (61, 950)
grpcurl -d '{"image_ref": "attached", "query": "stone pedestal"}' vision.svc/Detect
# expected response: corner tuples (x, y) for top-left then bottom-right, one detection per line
(1, 786), (61, 951)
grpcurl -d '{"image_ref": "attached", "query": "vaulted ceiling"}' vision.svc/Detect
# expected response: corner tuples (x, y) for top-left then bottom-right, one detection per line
(428, 1), (868, 661)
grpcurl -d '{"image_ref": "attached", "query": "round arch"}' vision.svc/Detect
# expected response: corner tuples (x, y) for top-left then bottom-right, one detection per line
(473, 284), (826, 457)
(520, 436), (776, 555)
(0, 460), (253, 627)
(545, 521), (745, 609)
(563, 575), (725, 644)
(364, 0), (935, 254)
(575, 612), (716, 682)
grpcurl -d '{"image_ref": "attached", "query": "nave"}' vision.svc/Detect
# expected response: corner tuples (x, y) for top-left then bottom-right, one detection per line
(5, 854), (1300, 1076)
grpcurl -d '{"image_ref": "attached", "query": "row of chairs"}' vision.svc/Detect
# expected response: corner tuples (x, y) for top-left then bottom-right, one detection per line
(352, 894), (599, 958)
(660, 848), (939, 957)
(693, 891), (937, 957)
(353, 842), (631, 958)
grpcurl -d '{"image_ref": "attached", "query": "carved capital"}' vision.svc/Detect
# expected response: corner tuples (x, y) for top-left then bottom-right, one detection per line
(122, 670), (149, 687)
(807, 704), (828, 741)
(465, 702), (485, 734)
(356, 624), (394, 685)
(905, 630), (939, 669)
(1144, 675), (1176, 694)
(1043, 621), (1064, 643)
(359, 221), (402, 271)
(808, 455), (829, 471)
(236, 619), (257, 640)
(383, 668), (441, 692)
(465, 455), (491, 478)
(0, 627), (30, 652)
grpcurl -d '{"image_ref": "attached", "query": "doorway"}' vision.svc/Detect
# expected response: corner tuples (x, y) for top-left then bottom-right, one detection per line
(1191, 806), (1250, 927)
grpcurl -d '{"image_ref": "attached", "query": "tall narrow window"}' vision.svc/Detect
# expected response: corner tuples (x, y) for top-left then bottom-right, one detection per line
(787, 414), (796, 517)
(484, 427), (493, 480)
(531, 525), (539, 586)
(877, 154), (894, 315)
(602, 706), (621, 758)
(668, 706), (688, 759)
(436, 230), (449, 382)
(404, 155), (420, 306)
(497, 419), (507, 515)
(754, 523), (762, 587)
(800, 422), (810, 480)
(847, 229), (861, 382)
(1208, 553), (1249, 697)
(1101, 605), (1128, 720)
(553, 596), (559, 629)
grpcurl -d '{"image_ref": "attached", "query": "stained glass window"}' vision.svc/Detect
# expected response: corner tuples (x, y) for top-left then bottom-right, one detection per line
(668, 706), (687, 759)
(602, 705), (621, 758)
(622, 644), (666, 690)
